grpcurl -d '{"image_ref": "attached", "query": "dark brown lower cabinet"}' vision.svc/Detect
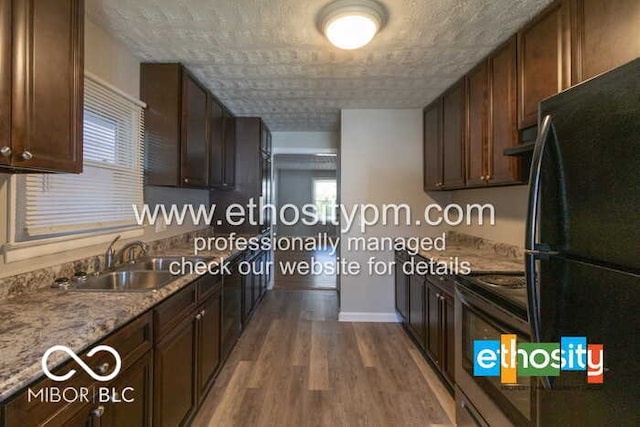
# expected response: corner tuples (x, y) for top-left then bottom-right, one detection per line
(408, 273), (426, 347)
(394, 252), (409, 321)
(102, 351), (154, 427)
(395, 252), (456, 392)
(222, 256), (243, 361)
(154, 309), (198, 427)
(197, 288), (222, 398)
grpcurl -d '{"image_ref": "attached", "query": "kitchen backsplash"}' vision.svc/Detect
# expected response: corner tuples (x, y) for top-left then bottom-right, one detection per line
(0, 228), (214, 301)
(446, 230), (525, 260)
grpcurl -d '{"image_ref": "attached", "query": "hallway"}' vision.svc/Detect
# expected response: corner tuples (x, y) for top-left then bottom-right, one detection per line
(191, 290), (455, 427)
(273, 246), (338, 290)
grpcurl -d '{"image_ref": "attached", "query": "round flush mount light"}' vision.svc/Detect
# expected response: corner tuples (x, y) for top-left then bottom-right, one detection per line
(319, 0), (386, 50)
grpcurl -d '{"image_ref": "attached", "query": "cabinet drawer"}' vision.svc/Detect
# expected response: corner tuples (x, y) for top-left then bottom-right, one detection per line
(3, 312), (152, 427)
(428, 275), (456, 298)
(196, 273), (223, 302)
(154, 283), (197, 341)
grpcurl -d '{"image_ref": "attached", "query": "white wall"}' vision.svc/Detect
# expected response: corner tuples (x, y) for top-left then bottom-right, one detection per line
(339, 109), (449, 321)
(272, 131), (338, 154)
(0, 16), (209, 279)
(448, 186), (529, 247)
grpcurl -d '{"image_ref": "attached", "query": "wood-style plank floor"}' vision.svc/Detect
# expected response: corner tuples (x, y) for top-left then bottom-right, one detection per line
(191, 290), (455, 426)
(273, 246), (337, 290)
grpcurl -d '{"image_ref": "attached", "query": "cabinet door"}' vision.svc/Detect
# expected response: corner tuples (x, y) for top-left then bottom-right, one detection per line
(517, 1), (571, 129)
(0, 0), (10, 167)
(442, 292), (456, 387)
(572, 0), (640, 83)
(408, 274), (426, 348)
(197, 290), (222, 399)
(488, 36), (521, 185)
(442, 80), (466, 189)
(222, 258), (242, 360)
(181, 73), (209, 188)
(466, 61), (489, 187)
(208, 95), (224, 188)
(423, 99), (443, 191)
(56, 403), (103, 427)
(222, 111), (236, 188)
(154, 312), (198, 427)
(394, 254), (409, 321)
(103, 352), (153, 427)
(425, 281), (441, 367)
(11, 0), (84, 172)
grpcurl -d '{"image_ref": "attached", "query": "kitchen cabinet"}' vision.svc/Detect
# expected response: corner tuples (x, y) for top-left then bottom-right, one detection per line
(395, 253), (455, 391)
(394, 251), (409, 321)
(517, 0), (571, 129)
(488, 36), (522, 185)
(209, 97), (236, 190)
(211, 117), (272, 234)
(141, 63), (209, 188)
(408, 272), (426, 348)
(222, 255), (243, 361)
(423, 99), (443, 191)
(2, 312), (153, 426)
(242, 248), (270, 327)
(153, 275), (223, 426)
(441, 80), (466, 189)
(571, 0), (640, 84)
(465, 61), (489, 187)
(154, 304), (198, 427)
(0, 0), (84, 173)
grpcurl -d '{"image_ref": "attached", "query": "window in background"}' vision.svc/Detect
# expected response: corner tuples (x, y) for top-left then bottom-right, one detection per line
(313, 178), (337, 222)
(14, 74), (145, 241)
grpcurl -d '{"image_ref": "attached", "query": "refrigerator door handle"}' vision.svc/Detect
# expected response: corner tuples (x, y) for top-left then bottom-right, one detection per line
(525, 115), (555, 390)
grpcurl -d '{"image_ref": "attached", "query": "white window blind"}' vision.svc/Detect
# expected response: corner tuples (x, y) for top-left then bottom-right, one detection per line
(21, 75), (145, 238)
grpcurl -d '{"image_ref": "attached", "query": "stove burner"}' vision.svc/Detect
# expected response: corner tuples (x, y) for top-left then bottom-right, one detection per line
(476, 275), (526, 289)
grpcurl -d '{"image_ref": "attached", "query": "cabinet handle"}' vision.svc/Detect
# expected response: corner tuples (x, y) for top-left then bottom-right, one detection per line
(96, 362), (110, 374)
(184, 178), (190, 184)
(195, 312), (202, 320)
(201, 309), (206, 317)
(91, 405), (105, 418)
(0, 146), (11, 157)
(20, 150), (33, 161)
(438, 276), (445, 281)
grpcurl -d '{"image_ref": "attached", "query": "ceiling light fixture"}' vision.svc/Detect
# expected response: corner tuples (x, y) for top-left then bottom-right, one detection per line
(319, 0), (386, 50)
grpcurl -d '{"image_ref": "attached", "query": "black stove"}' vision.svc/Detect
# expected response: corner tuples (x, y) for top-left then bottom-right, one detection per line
(457, 271), (528, 318)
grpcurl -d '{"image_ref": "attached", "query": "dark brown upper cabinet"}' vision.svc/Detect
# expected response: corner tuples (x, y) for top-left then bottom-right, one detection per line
(441, 79), (466, 190)
(466, 60), (489, 188)
(209, 97), (236, 190)
(423, 99), (443, 191)
(488, 36), (522, 185)
(0, 0), (84, 173)
(141, 63), (209, 188)
(517, 0), (571, 129)
(571, 0), (640, 84)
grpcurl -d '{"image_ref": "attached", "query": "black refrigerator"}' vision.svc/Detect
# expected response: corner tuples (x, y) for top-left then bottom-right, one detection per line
(526, 57), (640, 426)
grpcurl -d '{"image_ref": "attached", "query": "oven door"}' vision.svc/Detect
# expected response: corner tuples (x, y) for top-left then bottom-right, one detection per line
(455, 284), (535, 426)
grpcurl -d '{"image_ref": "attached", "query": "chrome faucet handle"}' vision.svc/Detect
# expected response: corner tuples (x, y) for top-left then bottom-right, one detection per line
(104, 235), (122, 270)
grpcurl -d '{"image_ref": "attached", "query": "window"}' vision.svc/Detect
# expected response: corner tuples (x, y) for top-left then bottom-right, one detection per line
(313, 178), (337, 222)
(13, 74), (145, 241)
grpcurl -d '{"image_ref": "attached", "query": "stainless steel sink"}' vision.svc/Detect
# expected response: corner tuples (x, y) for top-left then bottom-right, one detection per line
(122, 256), (210, 272)
(72, 271), (175, 292)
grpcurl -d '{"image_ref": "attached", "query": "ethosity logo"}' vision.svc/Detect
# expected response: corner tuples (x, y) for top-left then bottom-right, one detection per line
(474, 335), (604, 384)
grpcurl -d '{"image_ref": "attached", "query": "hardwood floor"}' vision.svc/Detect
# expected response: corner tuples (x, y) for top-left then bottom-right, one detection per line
(273, 247), (337, 290)
(192, 290), (455, 426)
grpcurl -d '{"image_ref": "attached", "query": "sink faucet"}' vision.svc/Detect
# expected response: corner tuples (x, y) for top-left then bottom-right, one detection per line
(104, 235), (121, 271)
(116, 241), (149, 265)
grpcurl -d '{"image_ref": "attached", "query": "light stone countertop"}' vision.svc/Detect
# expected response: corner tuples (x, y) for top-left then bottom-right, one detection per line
(0, 245), (243, 403)
(417, 232), (525, 273)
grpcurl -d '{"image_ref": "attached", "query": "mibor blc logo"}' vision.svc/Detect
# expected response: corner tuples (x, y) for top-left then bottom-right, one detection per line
(42, 345), (122, 382)
(28, 345), (134, 404)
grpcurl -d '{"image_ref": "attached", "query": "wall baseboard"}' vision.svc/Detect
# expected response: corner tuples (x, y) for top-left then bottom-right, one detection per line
(338, 311), (402, 323)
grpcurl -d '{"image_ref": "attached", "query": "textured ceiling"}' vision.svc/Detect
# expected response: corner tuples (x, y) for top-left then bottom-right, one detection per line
(87, 0), (553, 131)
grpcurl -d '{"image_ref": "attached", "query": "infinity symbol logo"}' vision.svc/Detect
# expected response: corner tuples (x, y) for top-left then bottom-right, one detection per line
(41, 345), (122, 382)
